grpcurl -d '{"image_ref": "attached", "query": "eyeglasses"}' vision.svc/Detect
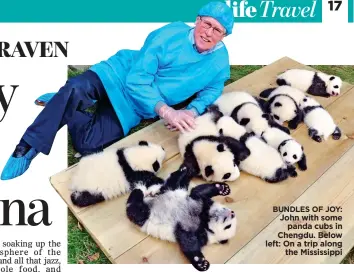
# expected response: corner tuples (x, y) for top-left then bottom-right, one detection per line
(199, 18), (225, 37)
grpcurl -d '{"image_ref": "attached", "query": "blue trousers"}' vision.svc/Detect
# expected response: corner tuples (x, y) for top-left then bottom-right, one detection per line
(22, 70), (124, 156)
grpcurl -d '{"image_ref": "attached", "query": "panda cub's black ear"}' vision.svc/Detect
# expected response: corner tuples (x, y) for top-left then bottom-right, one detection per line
(329, 76), (335, 81)
(152, 160), (160, 172)
(139, 140), (149, 146)
(217, 144), (225, 152)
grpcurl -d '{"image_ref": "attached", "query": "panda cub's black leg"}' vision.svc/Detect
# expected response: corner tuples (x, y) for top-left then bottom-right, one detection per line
(70, 191), (105, 207)
(288, 111), (303, 130)
(332, 126), (342, 140)
(175, 225), (210, 271)
(190, 182), (230, 200)
(276, 78), (289, 86)
(162, 165), (191, 191)
(298, 154), (307, 171)
(126, 189), (150, 227)
(259, 87), (276, 98)
(308, 128), (322, 142)
(308, 87), (330, 98)
(287, 165), (298, 178)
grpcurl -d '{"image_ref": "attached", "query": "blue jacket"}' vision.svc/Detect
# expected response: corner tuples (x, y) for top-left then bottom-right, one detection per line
(89, 21), (230, 135)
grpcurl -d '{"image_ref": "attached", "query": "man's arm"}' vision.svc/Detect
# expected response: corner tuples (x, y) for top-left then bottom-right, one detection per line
(185, 68), (230, 115)
(124, 26), (170, 118)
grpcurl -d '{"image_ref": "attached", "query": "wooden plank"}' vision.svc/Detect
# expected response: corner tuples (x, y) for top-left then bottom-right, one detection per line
(114, 87), (354, 264)
(48, 57), (354, 264)
(227, 145), (354, 264)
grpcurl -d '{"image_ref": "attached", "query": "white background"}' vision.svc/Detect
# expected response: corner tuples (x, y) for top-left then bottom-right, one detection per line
(0, 0), (353, 271)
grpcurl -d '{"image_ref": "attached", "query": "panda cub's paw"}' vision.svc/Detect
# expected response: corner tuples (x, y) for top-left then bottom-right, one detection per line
(134, 184), (149, 197)
(145, 184), (163, 197)
(215, 183), (230, 196)
(287, 165), (298, 178)
(192, 255), (210, 271)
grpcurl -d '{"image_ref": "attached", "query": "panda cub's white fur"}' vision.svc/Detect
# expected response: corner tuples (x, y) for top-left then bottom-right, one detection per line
(214, 91), (260, 116)
(178, 111), (219, 157)
(69, 141), (166, 207)
(214, 91), (288, 137)
(299, 96), (342, 142)
(216, 116), (293, 182)
(235, 102), (270, 136)
(265, 85), (306, 105)
(259, 86), (305, 129)
(261, 127), (307, 172)
(277, 69), (342, 97)
(268, 96), (297, 124)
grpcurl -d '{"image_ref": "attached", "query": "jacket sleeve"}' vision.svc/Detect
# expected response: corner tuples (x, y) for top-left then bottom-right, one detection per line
(124, 27), (169, 119)
(186, 68), (230, 115)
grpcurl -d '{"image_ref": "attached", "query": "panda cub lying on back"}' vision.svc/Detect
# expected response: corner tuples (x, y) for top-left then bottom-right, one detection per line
(70, 141), (166, 207)
(277, 69), (342, 97)
(126, 166), (237, 271)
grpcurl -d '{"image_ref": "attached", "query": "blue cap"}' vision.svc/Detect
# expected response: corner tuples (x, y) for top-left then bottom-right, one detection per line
(198, 1), (234, 35)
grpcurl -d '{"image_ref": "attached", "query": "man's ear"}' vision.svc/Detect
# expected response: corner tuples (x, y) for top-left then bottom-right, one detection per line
(195, 16), (201, 25)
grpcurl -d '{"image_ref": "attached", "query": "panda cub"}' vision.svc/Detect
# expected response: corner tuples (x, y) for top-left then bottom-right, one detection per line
(259, 85), (306, 129)
(261, 127), (307, 172)
(126, 166), (237, 271)
(178, 109), (250, 183)
(277, 69), (342, 97)
(299, 96), (342, 142)
(213, 91), (290, 136)
(178, 109), (222, 158)
(216, 116), (295, 182)
(69, 141), (166, 207)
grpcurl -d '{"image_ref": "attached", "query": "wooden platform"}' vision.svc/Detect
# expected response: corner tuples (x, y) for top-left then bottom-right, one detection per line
(50, 57), (354, 264)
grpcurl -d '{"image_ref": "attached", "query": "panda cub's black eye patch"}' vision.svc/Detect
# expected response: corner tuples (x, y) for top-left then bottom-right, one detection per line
(303, 98), (307, 102)
(334, 85), (339, 88)
(217, 144), (225, 152)
(274, 115), (280, 120)
(293, 155), (297, 159)
(223, 173), (231, 180)
(239, 118), (250, 126)
(283, 152), (287, 157)
(205, 166), (214, 177)
(224, 224), (231, 230)
(219, 128), (223, 135)
(274, 102), (282, 107)
(139, 140), (148, 146)
(153, 160), (160, 172)
(330, 76), (335, 80)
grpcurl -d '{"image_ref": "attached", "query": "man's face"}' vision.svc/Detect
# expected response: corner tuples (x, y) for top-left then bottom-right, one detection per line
(194, 16), (226, 53)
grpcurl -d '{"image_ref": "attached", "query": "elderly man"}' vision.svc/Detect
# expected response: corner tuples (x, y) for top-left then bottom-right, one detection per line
(1, 1), (234, 180)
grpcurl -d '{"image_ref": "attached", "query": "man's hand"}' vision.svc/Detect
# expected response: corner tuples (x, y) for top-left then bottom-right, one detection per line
(158, 105), (196, 133)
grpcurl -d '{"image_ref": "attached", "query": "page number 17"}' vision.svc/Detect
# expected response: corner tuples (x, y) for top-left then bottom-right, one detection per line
(328, 0), (342, 11)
